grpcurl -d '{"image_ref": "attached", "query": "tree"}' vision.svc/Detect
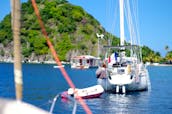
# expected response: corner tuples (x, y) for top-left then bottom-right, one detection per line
(0, 0), (123, 62)
(165, 51), (172, 62)
(0, 15), (12, 46)
(142, 46), (162, 63)
(55, 34), (74, 60)
(165, 45), (169, 53)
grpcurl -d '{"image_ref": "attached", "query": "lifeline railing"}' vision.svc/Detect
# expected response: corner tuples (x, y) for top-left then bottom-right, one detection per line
(49, 93), (78, 114)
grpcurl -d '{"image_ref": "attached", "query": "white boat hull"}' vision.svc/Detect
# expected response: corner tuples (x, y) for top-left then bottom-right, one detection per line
(71, 64), (89, 69)
(61, 85), (104, 99)
(97, 69), (149, 93)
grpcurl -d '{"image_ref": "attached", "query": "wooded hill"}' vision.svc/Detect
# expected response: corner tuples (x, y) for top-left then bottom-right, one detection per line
(0, 0), (163, 63)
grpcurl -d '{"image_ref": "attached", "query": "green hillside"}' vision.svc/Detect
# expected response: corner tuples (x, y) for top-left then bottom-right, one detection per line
(0, 0), (165, 63)
(0, 0), (119, 62)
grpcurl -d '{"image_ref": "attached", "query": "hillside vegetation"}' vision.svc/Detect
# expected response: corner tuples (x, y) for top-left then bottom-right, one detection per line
(0, 0), (167, 63)
(0, 0), (119, 62)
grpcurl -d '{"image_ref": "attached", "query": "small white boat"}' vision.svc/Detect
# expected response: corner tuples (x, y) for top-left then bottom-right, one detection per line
(53, 65), (64, 68)
(61, 85), (104, 99)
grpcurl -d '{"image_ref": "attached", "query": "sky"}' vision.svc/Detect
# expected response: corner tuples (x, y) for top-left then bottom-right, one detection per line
(0, 0), (172, 57)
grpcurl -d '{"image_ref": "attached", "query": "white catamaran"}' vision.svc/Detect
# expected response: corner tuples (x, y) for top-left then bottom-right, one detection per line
(97, 0), (151, 93)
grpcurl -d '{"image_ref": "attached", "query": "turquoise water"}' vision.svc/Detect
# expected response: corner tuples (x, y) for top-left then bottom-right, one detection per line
(0, 63), (172, 114)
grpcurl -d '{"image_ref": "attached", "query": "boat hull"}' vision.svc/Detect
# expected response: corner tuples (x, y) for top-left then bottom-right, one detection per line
(97, 71), (149, 93)
(61, 91), (103, 99)
(61, 85), (104, 99)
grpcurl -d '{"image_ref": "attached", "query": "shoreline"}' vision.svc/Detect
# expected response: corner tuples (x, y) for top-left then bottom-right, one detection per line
(147, 64), (172, 67)
(1, 61), (172, 67)
(0, 60), (70, 65)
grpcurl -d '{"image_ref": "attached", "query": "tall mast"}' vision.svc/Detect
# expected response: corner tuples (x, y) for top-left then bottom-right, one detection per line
(11, 0), (23, 100)
(119, 0), (125, 46)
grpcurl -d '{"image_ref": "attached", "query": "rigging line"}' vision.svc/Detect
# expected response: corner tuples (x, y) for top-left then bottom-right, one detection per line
(105, 0), (109, 28)
(30, 1), (92, 114)
(131, 0), (139, 45)
(132, 0), (140, 47)
(109, 0), (113, 32)
(110, 0), (118, 37)
(127, 0), (138, 47)
(132, 0), (143, 61)
(107, 0), (111, 31)
(105, 0), (112, 41)
(107, 1), (113, 32)
(106, 0), (118, 46)
(124, 1), (133, 44)
(105, 0), (111, 48)
(125, 0), (136, 56)
(109, 0), (114, 33)
(112, 1), (117, 34)
(128, 0), (142, 61)
(130, 3), (139, 60)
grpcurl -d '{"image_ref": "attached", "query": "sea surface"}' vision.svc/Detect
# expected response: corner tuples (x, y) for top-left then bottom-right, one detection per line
(0, 63), (172, 114)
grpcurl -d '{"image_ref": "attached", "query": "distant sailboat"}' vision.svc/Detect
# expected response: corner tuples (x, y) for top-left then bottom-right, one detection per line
(97, 0), (151, 93)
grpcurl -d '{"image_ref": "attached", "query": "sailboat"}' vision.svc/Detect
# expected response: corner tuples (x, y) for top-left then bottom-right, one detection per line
(97, 0), (150, 93)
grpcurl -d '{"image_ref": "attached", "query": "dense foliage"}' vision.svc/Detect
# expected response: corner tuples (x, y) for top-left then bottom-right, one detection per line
(0, 0), (112, 61)
(0, 14), (12, 46)
(142, 46), (161, 63)
(165, 51), (172, 63)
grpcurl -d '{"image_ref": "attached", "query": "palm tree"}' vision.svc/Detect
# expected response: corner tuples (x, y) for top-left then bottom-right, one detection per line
(165, 45), (170, 62)
(166, 51), (172, 64)
(165, 45), (169, 52)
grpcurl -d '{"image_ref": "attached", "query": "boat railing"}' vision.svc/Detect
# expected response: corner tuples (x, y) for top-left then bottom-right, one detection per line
(49, 93), (78, 114)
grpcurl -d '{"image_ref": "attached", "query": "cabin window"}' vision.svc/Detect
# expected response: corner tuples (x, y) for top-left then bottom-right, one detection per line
(117, 68), (125, 74)
(87, 60), (89, 63)
(90, 59), (93, 65)
(79, 59), (82, 65)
